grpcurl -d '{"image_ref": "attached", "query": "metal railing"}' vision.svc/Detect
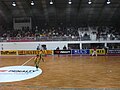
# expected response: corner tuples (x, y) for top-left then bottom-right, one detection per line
(0, 36), (120, 42)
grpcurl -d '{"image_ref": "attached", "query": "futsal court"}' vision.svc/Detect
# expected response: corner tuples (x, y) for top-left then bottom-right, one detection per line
(0, 55), (120, 90)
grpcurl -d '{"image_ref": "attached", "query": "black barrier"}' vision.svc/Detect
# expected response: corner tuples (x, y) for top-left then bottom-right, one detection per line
(54, 50), (71, 54)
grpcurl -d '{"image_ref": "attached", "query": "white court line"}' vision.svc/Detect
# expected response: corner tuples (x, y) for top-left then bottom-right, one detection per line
(21, 57), (34, 66)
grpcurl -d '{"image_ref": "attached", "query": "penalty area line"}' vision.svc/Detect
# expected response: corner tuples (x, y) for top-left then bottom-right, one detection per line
(21, 57), (34, 66)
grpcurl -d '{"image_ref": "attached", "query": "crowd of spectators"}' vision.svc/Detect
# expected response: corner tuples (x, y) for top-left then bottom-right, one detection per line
(0, 25), (120, 42)
(78, 26), (120, 41)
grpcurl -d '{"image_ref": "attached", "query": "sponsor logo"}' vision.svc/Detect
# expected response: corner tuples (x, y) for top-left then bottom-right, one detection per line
(18, 50), (40, 55)
(54, 50), (60, 54)
(45, 50), (53, 55)
(0, 66), (42, 82)
(0, 70), (7, 72)
(72, 49), (89, 54)
(60, 51), (70, 53)
(54, 50), (71, 54)
(108, 49), (120, 54)
(0, 70), (36, 74)
(1, 50), (17, 55)
(18, 50), (53, 55)
(90, 49), (105, 54)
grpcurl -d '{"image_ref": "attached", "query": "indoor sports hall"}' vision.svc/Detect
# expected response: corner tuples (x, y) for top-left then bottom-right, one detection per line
(0, 0), (120, 90)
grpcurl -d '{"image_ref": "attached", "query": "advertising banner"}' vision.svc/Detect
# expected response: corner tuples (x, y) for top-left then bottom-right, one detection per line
(18, 50), (53, 55)
(108, 49), (120, 54)
(45, 50), (53, 55)
(18, 50), (40, 55)
(72, 49), (89, 55)
(54, 50), (71, 54)
(90, 49), (105, 54)
(1, 50), (17, 55)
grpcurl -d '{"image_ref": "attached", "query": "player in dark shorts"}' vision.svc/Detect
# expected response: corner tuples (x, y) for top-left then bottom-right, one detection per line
(39, 50), (45, 62)
(34, 55), (40, 70)
(104, 46), (108, 55)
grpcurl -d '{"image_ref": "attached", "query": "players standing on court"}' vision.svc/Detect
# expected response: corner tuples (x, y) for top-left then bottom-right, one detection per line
(92, 47), (97, 56)
(56, 47), (60, 57)
(104, 46), (108, 56)
(34, 50), (44, 70)
(39, 50), (45, 62)
(34, 55), (40, 70)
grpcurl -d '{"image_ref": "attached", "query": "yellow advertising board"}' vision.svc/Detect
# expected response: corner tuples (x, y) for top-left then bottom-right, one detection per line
(90, 49), (105, 54)
(18, 50), (53, 55)
(45, 50), (53, 55)
(1, 50), (17, 55)
(18, 50), (40, 55)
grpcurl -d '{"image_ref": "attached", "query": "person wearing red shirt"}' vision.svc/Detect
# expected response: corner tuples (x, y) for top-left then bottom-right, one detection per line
(92, 47), (97, 56)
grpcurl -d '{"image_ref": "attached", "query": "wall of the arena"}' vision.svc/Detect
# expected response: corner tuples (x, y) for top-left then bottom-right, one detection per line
(0, 49), (120, 56)
(0, 42), (68, 50)
(0, 41), (120, 50)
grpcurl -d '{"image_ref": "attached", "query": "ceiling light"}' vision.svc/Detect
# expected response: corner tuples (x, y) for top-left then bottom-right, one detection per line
(68, 0), (72, 4)
(12, 1), (16, 7)
(88, 0), (92, 4)
(31, 1), (34, 5)
(107, 0), (111, 4)
(50, 0), (53, 5)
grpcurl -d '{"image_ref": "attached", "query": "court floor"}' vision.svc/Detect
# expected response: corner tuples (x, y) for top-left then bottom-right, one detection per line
(0, 55), (120, 90)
